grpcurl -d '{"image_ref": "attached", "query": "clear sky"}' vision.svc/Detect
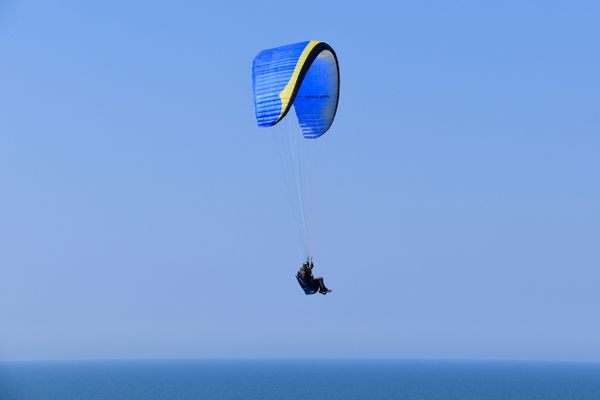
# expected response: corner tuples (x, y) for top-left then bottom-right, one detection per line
(1, 1), (599, 362)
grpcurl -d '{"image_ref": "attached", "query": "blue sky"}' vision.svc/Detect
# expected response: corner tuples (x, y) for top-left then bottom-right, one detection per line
(1, 0), (599, 362)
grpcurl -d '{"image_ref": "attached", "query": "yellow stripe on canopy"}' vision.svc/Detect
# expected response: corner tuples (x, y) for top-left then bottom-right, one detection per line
(276, 40), (321, 122)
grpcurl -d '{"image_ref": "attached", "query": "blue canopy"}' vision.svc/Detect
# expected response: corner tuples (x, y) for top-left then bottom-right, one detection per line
(252, 41), (340, 138)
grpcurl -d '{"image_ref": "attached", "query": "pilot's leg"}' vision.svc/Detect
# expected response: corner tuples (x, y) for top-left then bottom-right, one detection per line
(314, 277), (331, 294)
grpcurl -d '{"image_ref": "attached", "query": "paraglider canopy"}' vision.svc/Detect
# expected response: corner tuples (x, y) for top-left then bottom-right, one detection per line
(252, 41), (340, 138)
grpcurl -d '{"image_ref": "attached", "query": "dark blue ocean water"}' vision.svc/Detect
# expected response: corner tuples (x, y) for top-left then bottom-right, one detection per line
(1, 360), (599, 400)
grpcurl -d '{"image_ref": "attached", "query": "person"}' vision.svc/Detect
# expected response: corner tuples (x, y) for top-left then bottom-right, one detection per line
(296, 258), (332, 295)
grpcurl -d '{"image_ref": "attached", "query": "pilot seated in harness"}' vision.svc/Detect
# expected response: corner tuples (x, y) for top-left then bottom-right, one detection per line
(296, 258), (332, 295)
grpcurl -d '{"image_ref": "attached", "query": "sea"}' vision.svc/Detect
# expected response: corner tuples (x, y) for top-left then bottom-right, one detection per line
(1, 359), (599, 400)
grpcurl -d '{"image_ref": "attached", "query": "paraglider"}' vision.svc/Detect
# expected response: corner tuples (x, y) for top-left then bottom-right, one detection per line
(296, 257), (332, 295)
(252, 40), (339, 295)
